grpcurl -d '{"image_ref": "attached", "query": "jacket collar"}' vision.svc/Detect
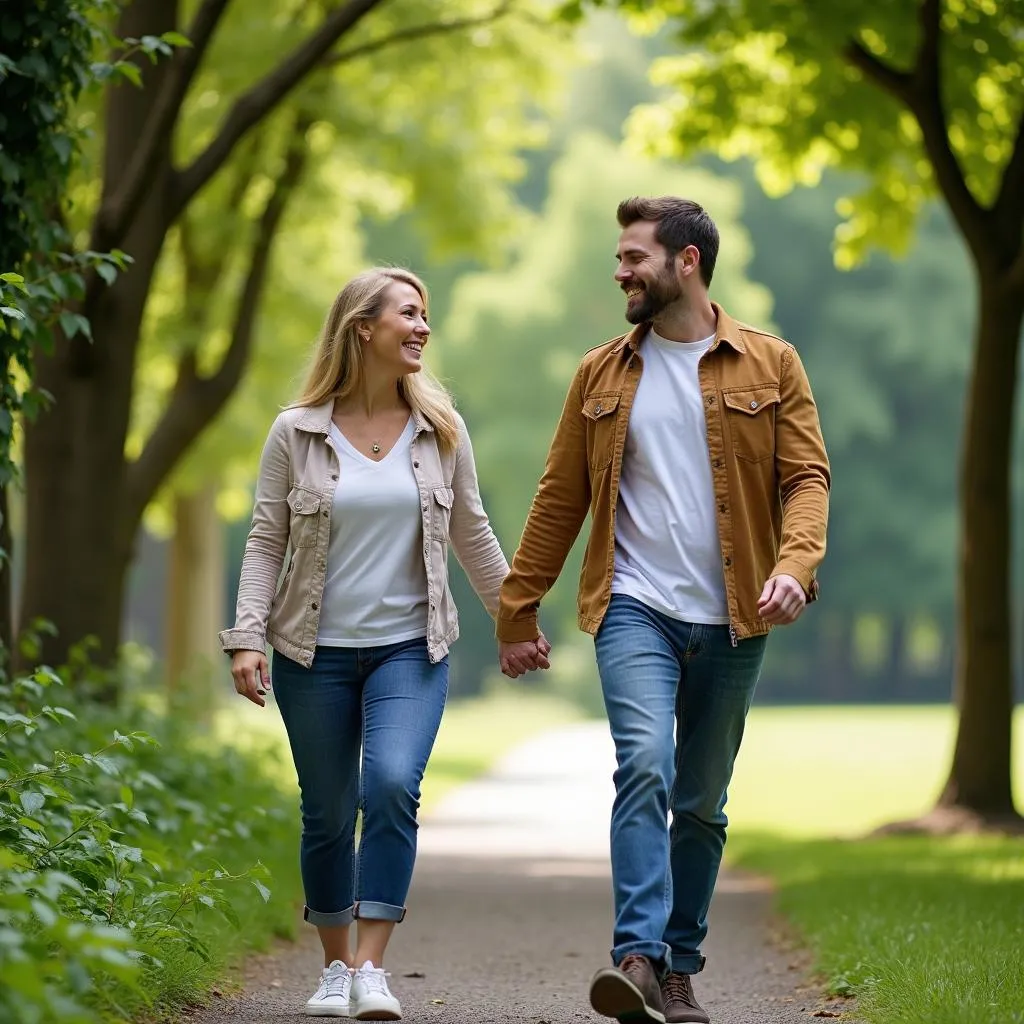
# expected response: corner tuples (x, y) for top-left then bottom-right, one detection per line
(293, 398), (434, 434)
(611, 302), (746, 356)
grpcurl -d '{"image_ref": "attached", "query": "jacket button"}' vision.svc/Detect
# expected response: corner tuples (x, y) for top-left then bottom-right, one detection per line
(594, 403), (603, 414)
(718, 503), (727, 513)
(413, 461), (420, 468)
(750, 400), (758, 409)
(295, 501), (303, 510)
(331, 473), (338, 480)
(706, 395), (715, 405)
(714, 459), (723, 468)
(311, 602), (318, 610)
(724, 557), (732, 567)
(322, 510), (328, 518)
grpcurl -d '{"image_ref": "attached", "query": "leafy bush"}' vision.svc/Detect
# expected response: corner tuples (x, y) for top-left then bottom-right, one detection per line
(0, 650), (301, 1023)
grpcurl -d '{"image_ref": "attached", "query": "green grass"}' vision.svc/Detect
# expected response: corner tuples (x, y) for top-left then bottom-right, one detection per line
(727, 705), (1024, 836)
(727, 832), (1024, 1024)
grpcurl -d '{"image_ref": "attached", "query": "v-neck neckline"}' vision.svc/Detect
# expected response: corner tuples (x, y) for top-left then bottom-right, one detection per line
(329, 417), (414, 467)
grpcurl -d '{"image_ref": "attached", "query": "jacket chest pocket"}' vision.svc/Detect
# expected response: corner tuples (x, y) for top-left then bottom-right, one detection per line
(431, 486), (454, 542)
(287, 487), (322, 549)
(582, 392), (621, 470)
(722, 385), (780, 463)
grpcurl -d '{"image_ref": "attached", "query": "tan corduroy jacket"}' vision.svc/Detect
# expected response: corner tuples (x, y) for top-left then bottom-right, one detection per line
(497, 304), (830, 644)
(220, 401), (508, 667)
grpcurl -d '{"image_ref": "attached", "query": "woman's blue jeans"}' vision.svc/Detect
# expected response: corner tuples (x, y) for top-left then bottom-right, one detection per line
(595, 595), (767, 975)
(272, 638), (448, 927)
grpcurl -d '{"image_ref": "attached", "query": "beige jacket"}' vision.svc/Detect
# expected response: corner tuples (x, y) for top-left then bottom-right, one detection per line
(220, 400), (509, 666)
(497, 305), (830, 643)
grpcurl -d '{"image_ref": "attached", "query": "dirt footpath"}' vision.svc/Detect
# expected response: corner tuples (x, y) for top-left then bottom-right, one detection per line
(186, 723), (850, 1023)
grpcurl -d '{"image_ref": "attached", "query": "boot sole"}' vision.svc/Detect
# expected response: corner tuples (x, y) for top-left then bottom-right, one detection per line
(590, 968), (666, 1024)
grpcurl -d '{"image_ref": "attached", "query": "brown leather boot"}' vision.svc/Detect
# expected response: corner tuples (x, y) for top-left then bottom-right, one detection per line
(589, 954), (666, 1023)
(661, 971), (709, 1024)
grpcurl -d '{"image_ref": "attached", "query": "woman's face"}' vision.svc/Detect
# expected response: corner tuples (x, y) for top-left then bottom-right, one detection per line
(362, 281), (430, 378)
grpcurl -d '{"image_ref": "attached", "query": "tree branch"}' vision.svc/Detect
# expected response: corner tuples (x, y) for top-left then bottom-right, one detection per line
(170, 0), (386, 218)
(845, 0), (989, 261)
(843, 39), (914, 104)
(125, 123), (310, 526)
(90, 0), (233, 254)
(906, 0), (989, 259)
(994, 115), (1024, 243)
(323, 1), (511, 67)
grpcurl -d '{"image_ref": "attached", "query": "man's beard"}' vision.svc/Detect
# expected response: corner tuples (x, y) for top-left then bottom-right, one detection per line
(624, 267), (682, 325)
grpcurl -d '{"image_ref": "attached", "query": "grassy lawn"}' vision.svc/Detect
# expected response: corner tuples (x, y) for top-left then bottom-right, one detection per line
(727, 705), (1024, 836)
(727, 832), (1024, 1024)
(723, 706), (1024, 1023)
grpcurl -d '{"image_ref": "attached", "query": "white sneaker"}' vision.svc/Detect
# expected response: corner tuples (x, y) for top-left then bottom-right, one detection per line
(349, 960), (402, 1020)
(305, 960), (352, 1017)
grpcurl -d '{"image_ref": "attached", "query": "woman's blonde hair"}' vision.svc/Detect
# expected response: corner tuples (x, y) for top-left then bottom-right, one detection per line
(294, 267), (459, 452)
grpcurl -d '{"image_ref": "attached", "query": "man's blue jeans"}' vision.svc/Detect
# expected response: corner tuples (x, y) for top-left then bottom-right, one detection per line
(595, 595), (767, 975)
(272, 638), (448, 927)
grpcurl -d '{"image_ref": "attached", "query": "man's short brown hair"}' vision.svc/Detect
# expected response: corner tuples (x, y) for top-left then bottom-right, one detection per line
(617, 196), (719, 286)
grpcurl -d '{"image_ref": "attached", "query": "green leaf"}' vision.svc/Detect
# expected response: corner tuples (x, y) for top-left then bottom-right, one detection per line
(1, 306), (25, 321)
(19, 791), (45, 815)
(160, 30), (194, 48)
(0, 273), (24, 284)
(96, 262), (118, 285)
(116, 61), (143, 87)
(251, 879), (272, 903)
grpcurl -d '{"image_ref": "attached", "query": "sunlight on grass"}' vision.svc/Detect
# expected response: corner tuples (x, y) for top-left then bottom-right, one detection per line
(727, 833), (1024, 1024)
(727, 706), (1024, 837)
(211, 686), (582, 814)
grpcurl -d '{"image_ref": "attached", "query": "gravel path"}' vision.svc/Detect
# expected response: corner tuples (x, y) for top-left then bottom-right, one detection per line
(185, 723), (851, 1023)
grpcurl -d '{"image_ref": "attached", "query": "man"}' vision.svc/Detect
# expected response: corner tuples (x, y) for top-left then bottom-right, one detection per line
(496, 197), (829, 1024)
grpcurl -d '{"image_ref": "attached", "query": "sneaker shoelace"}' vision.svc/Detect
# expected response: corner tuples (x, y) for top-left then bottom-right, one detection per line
(358, 965), (392, 996)
(320, 966), (351, 1000)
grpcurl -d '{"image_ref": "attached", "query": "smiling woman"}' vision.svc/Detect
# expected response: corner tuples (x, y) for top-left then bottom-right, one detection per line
(217, 267), (546, 1020)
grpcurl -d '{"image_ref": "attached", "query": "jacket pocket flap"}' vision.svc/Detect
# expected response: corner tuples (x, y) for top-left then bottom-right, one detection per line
(287, 488), (321, 514)
(722, 386), (780, 415)
(432, 486), (454, 509)
(582, 393), (620, 420)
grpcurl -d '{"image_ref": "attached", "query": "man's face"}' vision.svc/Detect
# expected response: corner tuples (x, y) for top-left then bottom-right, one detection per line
(614, 220), (682, 325)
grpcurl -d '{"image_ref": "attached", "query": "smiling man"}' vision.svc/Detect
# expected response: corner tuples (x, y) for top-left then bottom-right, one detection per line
(496, 197), (830, 1024)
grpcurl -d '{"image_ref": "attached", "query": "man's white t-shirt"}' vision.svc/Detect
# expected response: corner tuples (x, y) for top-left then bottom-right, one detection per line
(317, 419), (429, 646)
(611, 328), (730, 624)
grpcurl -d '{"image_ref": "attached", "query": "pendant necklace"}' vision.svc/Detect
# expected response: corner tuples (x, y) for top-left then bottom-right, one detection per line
(371, 439), (381, 454)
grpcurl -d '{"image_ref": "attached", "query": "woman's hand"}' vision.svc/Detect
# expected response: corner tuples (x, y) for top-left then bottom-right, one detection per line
(231, 650), (271, 707)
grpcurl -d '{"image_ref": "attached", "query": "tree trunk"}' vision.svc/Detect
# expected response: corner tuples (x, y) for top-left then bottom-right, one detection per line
(19, 0), (177, 675)
(938, 272), (1024, 821)
(165, 485), (224, 721)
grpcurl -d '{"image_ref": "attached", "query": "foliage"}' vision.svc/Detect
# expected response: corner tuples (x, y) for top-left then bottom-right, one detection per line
(728, 832), (1024, 1023)
(569, 0), (1024, 265)
(0, 640), (300, 1023)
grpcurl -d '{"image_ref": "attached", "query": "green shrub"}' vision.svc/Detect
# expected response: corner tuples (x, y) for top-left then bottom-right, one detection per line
(0, 651), (301, 1023)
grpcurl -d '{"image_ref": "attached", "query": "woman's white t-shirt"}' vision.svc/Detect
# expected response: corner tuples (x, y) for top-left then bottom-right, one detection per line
(316, 418), (429, 646)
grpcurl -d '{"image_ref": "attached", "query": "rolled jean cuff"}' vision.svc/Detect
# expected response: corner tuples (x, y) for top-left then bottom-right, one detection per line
(613, 940), (671, 976)
(353, 900), (407, 923)
(304, 903), (355, 928)
(670, 953), (707, 975)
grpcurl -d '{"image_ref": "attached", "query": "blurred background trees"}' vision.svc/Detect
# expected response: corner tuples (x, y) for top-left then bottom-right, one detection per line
(3, 1), (1021, 808)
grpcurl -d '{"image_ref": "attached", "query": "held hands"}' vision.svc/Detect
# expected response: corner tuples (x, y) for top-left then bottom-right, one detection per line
(499, 632), (552, 679)
(757, 573), (807, 625)
(231, 650), (271, 707)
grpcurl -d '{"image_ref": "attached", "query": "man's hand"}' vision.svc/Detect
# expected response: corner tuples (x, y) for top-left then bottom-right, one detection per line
(757, 574), (807, 625)
(499, 632), (552, 679)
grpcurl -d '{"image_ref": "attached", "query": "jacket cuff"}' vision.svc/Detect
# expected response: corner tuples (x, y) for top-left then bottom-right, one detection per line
(495, 616), (540, 643)
(770, 560), (818, 601)
(218, 628), (267, 655)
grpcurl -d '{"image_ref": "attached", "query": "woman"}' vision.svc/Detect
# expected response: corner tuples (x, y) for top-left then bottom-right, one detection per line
(220, 268), (548, 1020)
